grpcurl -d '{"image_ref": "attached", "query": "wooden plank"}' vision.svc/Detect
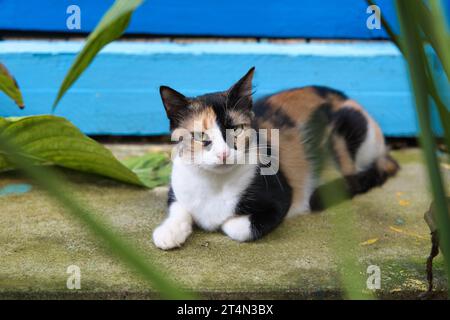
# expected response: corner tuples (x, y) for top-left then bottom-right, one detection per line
(0, 40), (418, 136)
(0, 0), (401, 39)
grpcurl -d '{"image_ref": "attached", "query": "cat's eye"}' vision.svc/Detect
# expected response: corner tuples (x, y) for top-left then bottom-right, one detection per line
(192, 131), (210, 144)
(231, 125), (245, 136)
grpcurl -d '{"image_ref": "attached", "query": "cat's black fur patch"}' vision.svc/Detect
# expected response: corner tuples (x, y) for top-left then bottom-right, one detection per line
(235, 166), (292, 240)
(253, 98), (296, 129)
(312, 85), (348, 100)
(196, 92), (253, 140)
(332, 107), (368, 159)
(167, 186), (176, 206)
(345, 162), (389, 195)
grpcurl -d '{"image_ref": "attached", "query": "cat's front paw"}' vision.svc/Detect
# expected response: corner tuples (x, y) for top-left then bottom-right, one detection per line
(222, 215), (253, 242)
(152, 221), (192, 250)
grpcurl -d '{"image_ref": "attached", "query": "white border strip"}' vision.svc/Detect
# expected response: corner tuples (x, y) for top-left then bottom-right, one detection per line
(0, 40), (401, 57)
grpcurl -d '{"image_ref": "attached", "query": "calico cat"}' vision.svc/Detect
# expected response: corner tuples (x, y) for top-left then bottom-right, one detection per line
(152, 67), (399, 250)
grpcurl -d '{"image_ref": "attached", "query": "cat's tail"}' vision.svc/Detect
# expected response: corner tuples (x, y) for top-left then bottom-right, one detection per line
(309, 99), (400, 211)
(309, 154), (399, 211)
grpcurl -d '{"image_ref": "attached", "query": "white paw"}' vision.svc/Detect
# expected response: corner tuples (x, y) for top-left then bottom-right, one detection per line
(222, 215), (253, 242)
(152, 220), (192, 250)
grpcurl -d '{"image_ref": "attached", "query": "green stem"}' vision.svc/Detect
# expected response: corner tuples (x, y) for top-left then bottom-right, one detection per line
(397, 0), (450, 296)
(368, 0), (450, 152)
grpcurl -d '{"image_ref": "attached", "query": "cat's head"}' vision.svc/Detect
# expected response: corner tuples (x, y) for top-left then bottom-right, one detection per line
(160, 67), (256, 173)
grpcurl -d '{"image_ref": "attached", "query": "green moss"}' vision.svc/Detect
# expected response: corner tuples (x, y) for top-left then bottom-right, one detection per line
(391, 149), (423, 165)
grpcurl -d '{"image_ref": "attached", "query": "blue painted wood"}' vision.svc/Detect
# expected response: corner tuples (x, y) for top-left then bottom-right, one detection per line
(0, 0), (403, 39)
(0, 40), (419, 136)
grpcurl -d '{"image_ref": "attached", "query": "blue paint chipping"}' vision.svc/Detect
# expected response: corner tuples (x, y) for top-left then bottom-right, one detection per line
(0, 184), (32, 197)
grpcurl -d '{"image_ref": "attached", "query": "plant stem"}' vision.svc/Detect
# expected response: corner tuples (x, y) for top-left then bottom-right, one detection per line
(396, 0), (450, 296)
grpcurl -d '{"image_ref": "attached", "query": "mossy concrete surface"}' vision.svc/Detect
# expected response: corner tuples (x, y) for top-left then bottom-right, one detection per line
(0, 147), (449, 299)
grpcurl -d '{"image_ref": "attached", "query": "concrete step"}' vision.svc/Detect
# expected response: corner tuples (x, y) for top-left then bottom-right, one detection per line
(0, 148), (448, 299)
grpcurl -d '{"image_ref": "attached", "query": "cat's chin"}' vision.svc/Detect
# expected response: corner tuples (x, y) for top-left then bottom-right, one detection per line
(200, 163), (237, 174)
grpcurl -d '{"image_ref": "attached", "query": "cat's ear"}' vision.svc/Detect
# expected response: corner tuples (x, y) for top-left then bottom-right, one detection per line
(160, 86), (189, 118)
(227, 67), (255, 110)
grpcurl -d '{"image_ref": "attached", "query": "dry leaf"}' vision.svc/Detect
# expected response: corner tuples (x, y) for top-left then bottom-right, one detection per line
(389, 226), (427, 240)
(360, 238), (379, 246)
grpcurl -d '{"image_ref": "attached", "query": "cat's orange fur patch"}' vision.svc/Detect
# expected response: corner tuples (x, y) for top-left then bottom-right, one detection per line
(266, 87), (326, 125)
(278, 128), (310, 209)
(181, 106), (217, 131)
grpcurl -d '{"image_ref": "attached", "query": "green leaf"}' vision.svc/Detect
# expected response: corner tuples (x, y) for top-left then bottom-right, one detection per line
(0, 62), (25, 109)
(0, 115), (146, 187)
(369, 0), (450, 154)
(122, 152), (172, 189)
(53, 0), (143, 109)
(417, 1), (450, 82)
(414, 1), (450, 152)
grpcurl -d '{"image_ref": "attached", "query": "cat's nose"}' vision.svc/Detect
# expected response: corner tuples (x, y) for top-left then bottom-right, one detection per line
(216, 149), (230, 161)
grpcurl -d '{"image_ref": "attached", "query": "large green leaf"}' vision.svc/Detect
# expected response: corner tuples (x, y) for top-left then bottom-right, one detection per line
(0, 62), (25, 109)
(53, 0), (143, 109)
(0, 115), (146, 186)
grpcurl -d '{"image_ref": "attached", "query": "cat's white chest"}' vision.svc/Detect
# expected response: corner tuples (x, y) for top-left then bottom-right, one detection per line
(171, 160), (256, 231)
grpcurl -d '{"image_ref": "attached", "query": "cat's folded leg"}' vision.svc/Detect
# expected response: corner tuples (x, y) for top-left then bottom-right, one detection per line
(222, 205), (287, 242)
(221, 215), (253, 242)
(152, 202), (193, 250)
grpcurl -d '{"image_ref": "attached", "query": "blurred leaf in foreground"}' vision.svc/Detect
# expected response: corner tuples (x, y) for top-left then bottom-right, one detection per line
(53, 0), (143, 109)
(396, 0), (450, 296)
(0, 134), (194, 300)
(0, 62), (25, 109)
